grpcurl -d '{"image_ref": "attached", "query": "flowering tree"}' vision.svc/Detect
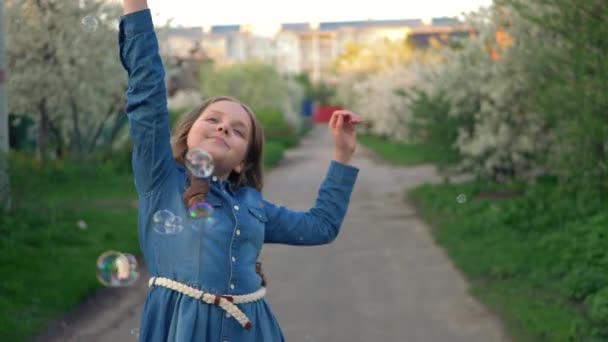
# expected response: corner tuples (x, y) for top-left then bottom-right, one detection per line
(6, 0), (126, 163)
(497, 0), (608, 192)
(332, 37), (439, 141)
(334, 61), (433, 141)
(428, 6), (553, 180)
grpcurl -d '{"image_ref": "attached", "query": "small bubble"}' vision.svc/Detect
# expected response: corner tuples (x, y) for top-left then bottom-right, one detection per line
(77, 219), (88, 230)
(81, 16), (98, 32)
(185, 148), (214, 179)
(456, 194), (467, 204)
(130, 328), (140, 338)
(96, 251), (139, 287)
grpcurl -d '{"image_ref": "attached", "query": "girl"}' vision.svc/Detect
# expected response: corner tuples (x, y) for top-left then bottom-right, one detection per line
(120, 1), (362, 341)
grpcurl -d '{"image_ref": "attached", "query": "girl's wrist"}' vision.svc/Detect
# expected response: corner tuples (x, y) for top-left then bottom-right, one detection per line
(333, 151), (351, 165)
(122, 0), (148, 15)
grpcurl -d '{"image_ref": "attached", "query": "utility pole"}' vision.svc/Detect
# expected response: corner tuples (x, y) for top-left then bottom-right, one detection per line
(0, 0), (12, 211)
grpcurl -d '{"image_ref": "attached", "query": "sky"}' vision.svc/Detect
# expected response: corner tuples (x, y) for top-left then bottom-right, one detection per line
(146, 0), (493, 28)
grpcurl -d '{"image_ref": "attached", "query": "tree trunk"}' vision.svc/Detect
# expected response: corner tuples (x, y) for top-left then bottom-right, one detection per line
(88, 94), (125, 153)
(38, 99), (49, 166)
(0, 0), (11, 211)
(48, 119), (64, 160)
(69, 96), (83, 158)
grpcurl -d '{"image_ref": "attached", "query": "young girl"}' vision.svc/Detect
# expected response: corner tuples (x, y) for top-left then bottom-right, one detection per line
(120, 1), (362, 341)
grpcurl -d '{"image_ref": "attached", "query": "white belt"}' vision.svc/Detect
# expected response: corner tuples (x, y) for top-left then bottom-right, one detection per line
(148, 276), (266, 330)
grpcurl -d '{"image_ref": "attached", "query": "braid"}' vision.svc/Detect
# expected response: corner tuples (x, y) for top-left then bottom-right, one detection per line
(183, 174), (210, 209)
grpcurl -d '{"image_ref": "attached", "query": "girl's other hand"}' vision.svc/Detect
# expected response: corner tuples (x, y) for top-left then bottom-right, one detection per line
(329, 110), (363, 165)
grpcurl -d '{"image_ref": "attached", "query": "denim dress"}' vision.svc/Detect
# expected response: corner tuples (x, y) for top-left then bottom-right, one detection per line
(119, 9), (359, 342)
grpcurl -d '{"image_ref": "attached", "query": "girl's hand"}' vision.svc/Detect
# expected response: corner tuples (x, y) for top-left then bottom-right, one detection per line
(122, 0), (148, 15)
(329, 110), (363, 165)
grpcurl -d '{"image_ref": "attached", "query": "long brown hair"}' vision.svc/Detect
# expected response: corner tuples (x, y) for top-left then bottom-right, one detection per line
(172, 96), (269, 286)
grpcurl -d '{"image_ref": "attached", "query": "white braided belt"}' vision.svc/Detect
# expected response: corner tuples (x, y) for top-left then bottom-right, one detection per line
(148, 276), (266, 330)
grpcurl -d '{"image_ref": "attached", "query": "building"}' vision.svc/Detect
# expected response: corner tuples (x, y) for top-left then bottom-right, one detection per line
(160, 17), (473, 83)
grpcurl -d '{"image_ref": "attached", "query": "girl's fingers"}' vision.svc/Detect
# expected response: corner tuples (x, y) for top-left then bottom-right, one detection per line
(330, 110), (363, 129)
(335, 111), (363, 123)
(336, 113), (344, 130)
(329, 111), (339, 129)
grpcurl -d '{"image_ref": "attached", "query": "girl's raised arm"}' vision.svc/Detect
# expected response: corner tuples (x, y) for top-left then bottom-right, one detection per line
(119, 3), (174, 196)
(122, 0), (148, 15)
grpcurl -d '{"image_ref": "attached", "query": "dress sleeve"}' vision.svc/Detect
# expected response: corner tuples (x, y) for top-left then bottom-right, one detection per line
(119, 9), (174, 196)
(263, 161), (359, 245)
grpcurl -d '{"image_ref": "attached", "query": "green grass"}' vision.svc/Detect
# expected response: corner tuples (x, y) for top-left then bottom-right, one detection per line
(409, 179), (608, 341)
(0, 156), (139, 341)
(358, 134), (446, 166)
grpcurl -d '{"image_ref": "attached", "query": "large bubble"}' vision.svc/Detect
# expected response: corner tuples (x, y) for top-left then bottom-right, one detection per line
(185, 148), (214, 179)
(189, 201), (216, 232)
(96, 251), (139, 287)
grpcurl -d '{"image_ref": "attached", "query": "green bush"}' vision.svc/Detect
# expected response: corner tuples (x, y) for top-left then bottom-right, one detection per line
(200, 62), (290, 114)
(406, 89), (465, 169)
(263, 141), (285, 169)
(256, 111), (299, 148)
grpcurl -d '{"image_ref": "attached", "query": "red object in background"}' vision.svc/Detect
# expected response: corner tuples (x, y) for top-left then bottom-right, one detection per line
(313, 105), (342, 123)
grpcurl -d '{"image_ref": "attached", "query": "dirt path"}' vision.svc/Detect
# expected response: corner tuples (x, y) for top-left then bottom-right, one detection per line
(37, 126), (509, 342)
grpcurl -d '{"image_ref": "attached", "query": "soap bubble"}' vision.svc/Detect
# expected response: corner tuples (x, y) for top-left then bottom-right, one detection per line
(96, 251), (139, 287)
(189, 201), (216, 232)
(185, 148), (214, 179)
(152, 209), (183, 234)
(81, 16), (98, 32)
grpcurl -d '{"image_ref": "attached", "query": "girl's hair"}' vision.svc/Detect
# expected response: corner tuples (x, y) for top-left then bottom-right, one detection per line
(172, 96), (268, 287)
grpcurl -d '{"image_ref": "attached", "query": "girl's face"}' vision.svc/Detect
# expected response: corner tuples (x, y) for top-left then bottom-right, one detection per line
(186, 100), (252, 178)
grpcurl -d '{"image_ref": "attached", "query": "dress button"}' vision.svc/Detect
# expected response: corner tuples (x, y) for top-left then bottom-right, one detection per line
(212, 176), (217, 182)
(231, 256), (236, 262)
(236, 229), (241, 236)
(230, 283), (235, 290)
(234, 205), (239, 210)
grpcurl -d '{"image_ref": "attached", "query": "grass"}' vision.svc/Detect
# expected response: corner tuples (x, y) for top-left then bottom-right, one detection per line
(0, 115), (310, 341)
(358, 134), (445, 166)
(359, 134), (608, 341)
(409, 180), (608, 341)
(0, 156), (139, 341)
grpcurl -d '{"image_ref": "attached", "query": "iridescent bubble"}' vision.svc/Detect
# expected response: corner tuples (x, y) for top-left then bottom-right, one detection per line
(189, 201), (216, 232)
(81, 15), (98, 33)
(96, 251), (139, 287)
(130, 328), (140, 338)
(152, 209), (182, 234)
(185, 148), (214, 179)
(456, 194), (467, 204)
